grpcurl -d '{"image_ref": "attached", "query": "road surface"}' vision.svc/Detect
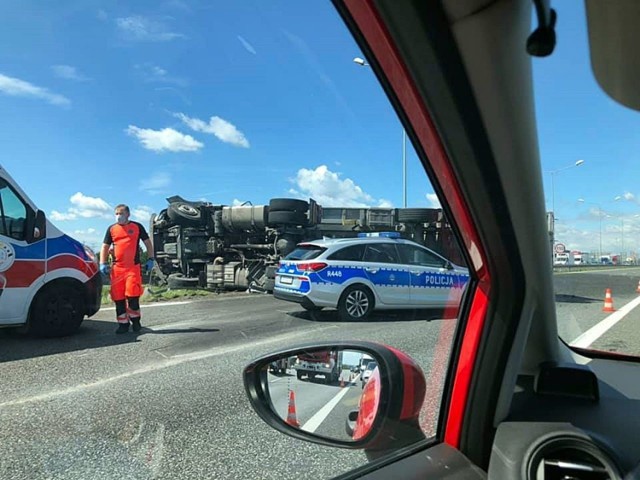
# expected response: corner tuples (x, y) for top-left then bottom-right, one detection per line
(2, 268), (640, 479)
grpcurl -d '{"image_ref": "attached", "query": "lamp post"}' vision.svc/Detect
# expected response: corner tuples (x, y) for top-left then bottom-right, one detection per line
(353, 57), (407, 208)
(548, 159), (585, 215)
(577, 198), (603, 261)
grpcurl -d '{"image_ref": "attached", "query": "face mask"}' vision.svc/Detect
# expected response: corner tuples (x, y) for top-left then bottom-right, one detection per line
(116, 214), (127, 225)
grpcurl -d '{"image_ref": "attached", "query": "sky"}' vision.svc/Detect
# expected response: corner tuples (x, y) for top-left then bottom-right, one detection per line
(0, 1), (638, 256)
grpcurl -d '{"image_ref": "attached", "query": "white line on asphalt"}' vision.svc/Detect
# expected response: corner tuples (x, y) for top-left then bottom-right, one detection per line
(301, 381), (353, 433)
(556, 267), (640, 275)
(571, 295), (640, 348)
(101, 301), (192, 311)
(0, 326), (338, 409)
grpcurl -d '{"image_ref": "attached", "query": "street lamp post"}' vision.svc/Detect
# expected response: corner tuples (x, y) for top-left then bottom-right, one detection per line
(578, 198), (603, 261)
(354, 57), (407, 208)
(548, 159), (585, 214)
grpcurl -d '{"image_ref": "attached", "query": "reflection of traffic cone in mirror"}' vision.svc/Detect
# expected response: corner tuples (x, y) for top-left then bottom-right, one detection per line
(340, 377), (345, 388)
(603, 288), (615, 312)
(286, 390), (299, 427)
(636, 280), (640, 294)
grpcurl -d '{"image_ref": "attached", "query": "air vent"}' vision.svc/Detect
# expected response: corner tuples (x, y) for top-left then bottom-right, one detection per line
(528, 436), (620, 480)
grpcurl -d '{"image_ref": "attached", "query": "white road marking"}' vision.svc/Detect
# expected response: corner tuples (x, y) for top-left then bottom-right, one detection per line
(556, 267), (640, 275)
(101, 301), (192, 311)
(571, 295), (640, 348)
(301, 380), (353, 433)
(0, 326), (338, 409)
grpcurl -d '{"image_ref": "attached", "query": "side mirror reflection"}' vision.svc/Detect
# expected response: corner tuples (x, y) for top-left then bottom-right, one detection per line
(264, 348), (380, 443)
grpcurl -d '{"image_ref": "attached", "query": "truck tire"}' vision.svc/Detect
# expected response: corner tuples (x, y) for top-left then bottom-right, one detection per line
(29, 283), (85, 337)
(338, 284), (374, 321)
(269, 198), (308, 213)
(167, 202), (202, 226)
(297, 371), (303, 380)
(268, 210), (307, 226)
(397, 208), (433, 223)
(167, 273), (200, 289)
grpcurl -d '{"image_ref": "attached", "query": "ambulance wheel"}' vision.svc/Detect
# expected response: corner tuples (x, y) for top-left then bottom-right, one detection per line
(338, 285), (374, 321)
(29, 283), (85, 337)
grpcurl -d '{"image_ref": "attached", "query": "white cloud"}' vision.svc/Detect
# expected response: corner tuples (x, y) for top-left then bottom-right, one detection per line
(131, 205), (154, 222)
(289, 165), (389, 208)
(126, 125), (203, 152)
(378, 199), (393, 208)
(232, 199), (247, 206)
(135, 63), (187, 86)
(51, 192), (112, 221)
(74, 228), (97, 235)
(51, 65), (89, 82)
(116, 16), (185, 42)
(175, 113), (249, 148)
(426, 193), (441, 208)
(623, 192), (635, 201)
(237, 35), (257, 55)
(140, 172), (171, 193)
(0, 73), (70, 107)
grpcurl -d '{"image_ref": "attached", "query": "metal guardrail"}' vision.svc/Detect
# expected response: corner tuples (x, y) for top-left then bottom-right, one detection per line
(553, 264), (640, 273)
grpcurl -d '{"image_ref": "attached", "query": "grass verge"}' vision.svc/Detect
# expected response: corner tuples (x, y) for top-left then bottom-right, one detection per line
(100, 286), (213, 306)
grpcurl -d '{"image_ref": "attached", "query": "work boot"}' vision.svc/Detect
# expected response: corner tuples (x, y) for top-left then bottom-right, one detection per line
(131, 317), (142, 332)
(116, 323), (130, 334)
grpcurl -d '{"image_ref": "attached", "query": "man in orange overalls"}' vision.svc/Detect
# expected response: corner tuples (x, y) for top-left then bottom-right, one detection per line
(100, 204), (154, 334)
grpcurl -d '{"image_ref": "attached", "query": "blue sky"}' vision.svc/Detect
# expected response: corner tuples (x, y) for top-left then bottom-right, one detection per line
(1, 1), (638, 255)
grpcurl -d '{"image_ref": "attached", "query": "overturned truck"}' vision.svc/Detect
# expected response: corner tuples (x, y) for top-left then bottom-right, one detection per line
(150, 196), (462, 292)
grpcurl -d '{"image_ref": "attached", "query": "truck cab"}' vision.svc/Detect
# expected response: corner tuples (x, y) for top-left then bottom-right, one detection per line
(0, 165), (102, 336)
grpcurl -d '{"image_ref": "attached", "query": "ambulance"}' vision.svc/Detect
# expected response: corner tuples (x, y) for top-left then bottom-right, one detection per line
(0, 164), (102, 336)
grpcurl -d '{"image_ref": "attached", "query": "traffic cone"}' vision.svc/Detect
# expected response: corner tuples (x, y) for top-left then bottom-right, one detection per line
(603, 288), (615, 312)
(340, 377), (345, 388)
(286, 391), (299, 427)
(636, 280), (640, 294)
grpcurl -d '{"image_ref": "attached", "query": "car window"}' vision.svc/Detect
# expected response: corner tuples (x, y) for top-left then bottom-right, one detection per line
(397, 244), (446, 268)
(0, 180), (27, 240)
(363, 243), (400, 264)
(0, 2), (470, 479)
(532, 2), (640, 359)
(327, 244), (365, 262)
(285, 246), (327, 261)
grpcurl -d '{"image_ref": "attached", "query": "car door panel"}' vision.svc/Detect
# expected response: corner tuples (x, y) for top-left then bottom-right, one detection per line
(362, 243), (410, 305)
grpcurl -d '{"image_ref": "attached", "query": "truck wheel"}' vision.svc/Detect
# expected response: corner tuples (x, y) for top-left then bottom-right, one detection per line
(167, 202), (202, 226)
(338, 285), (374, 321)
(268, 210), (307, 226)
(397, 208), (434, 223)
(296, 371), (303, 380)
(29, 283), (85, 337)
(269, 198), (308, 213)
(167, 273), (200, 289)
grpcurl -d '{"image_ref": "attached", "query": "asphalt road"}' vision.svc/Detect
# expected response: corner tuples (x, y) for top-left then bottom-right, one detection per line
(2, 268), (640, 479)
(0, 295), (450, 480)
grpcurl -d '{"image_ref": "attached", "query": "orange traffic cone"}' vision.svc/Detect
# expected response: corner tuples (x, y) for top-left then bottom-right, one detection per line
(636, 280), (640, 294)
(603, 288), (615, 312)
(286, 391), (299, 427)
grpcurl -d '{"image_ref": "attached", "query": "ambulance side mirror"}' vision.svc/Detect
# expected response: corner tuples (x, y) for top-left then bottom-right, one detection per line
(27, 210), (46, 243)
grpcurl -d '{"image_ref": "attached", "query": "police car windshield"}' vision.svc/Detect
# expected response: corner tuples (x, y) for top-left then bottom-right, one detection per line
(285, 245), (326, 261)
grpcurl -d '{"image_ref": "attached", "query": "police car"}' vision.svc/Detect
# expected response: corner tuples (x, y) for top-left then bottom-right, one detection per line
(273, 232), (469, 321)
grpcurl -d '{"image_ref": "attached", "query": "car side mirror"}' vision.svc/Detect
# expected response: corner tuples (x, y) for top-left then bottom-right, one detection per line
(243, 341), (427, 457)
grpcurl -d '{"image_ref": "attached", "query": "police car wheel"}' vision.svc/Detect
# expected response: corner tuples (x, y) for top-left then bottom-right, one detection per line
(29, 283), (85, 337)
(338, 285), (374, 321)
